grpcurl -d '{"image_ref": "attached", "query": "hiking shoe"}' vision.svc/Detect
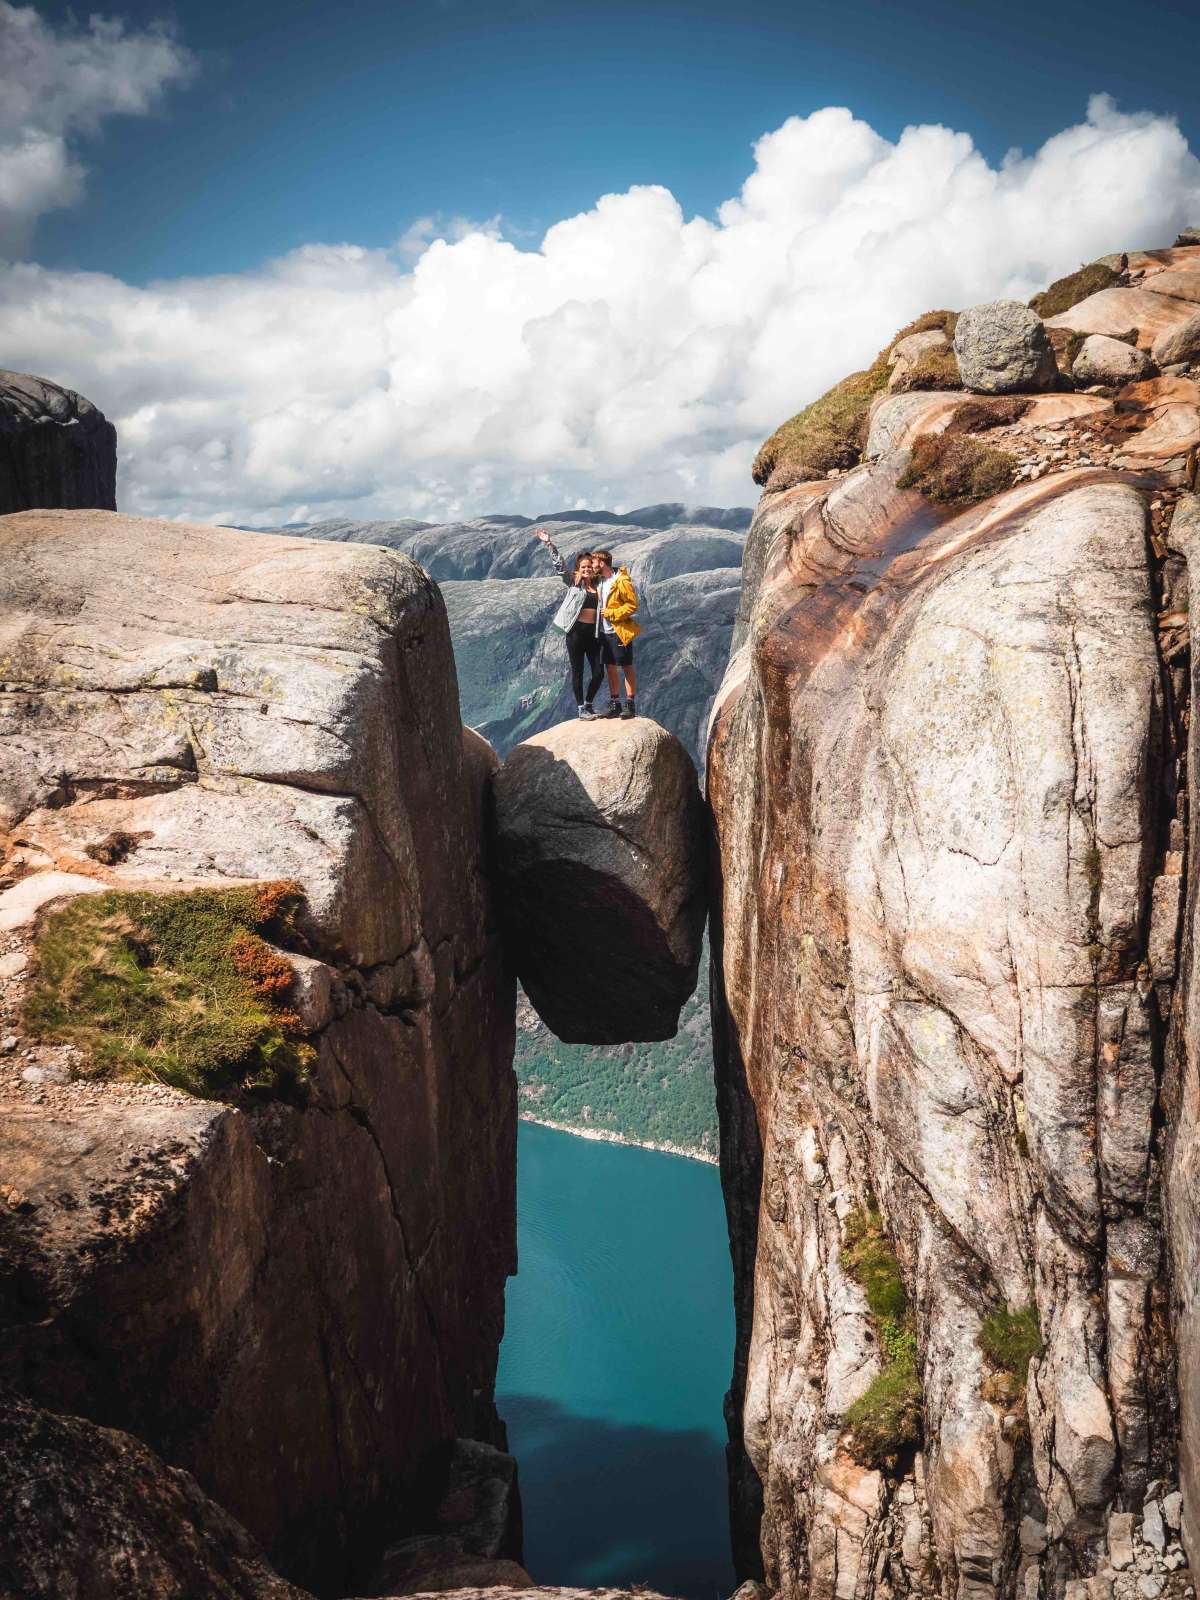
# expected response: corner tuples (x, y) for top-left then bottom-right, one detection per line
(604, 701), (623, 718)
(578, 703), (597, 721)
(621, 699), (637, 719)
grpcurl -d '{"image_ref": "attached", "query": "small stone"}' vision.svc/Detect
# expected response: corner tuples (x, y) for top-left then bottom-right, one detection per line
(1164, 1552), (1186, 1572)
(1162, 1492), (1183, 1532)
(730, 1584), (771, 1600)
(22, 1062), (70, 1086)
(1163, 363), (1190, 378)
(1021, 1517), (1049, 1556)
(0, 949), (28, 980)
(1138, 1578), (1163, 1600)
(1143, 1499), (1167, 1554)
(1067, 1581), (1092, 1600)
(1111, 1513), (1136, 1571)
(0, 1035), (17, 1053)
(1072, 333), (1155, 387)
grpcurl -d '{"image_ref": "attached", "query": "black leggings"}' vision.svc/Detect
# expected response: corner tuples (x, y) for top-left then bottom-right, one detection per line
(566, 621), (603, 705)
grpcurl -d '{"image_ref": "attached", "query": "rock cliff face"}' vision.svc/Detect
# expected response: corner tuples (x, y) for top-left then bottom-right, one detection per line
(0, 511), (516, 1595)
(709, 242), (1200, 1600)
(0, 371), (117, 515)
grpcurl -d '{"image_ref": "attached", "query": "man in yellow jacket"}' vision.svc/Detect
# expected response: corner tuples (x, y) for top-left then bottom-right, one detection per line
(592, 549), (641, 720)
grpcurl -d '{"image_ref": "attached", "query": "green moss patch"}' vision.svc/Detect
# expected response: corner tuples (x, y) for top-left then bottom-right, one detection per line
(845, 1354), (923, 1467)
(978, 1304), (1042, 1386)
(752, 310), (959, 488)
(1029, 262), (1119, 319)
(842, 1207), (922, 1467)
(897, 433), (1017, 507)
(24, 883), (314, 1099)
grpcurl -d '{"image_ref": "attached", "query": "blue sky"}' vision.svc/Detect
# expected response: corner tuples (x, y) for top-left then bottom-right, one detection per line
(3, 0), (1200, 523)
(29, 0), (1200, 284)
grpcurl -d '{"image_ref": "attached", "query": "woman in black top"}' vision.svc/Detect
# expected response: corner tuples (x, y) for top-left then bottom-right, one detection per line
(533, 528), (603, 720)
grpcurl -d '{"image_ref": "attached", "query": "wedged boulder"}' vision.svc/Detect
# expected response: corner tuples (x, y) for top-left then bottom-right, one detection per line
(954, 300), (1059, 392)
(0, 511), (517, 1594)
(492, 719), (706, 1044)
(0, 1388), (308, 1599)
(0, 370), (117, 514)
(1072, 333), (1155, 386)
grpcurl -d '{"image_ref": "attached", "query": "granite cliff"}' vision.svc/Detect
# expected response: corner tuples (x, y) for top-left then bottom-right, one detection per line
(709, 236), (1200, 1600)
(0, 511), (517, 1595)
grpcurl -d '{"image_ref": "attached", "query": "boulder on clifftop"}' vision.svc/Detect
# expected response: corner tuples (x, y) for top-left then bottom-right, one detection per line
(0, 370), (117, 515)
(492, 719), (706, 1044)
(954, 300), (1059, 393)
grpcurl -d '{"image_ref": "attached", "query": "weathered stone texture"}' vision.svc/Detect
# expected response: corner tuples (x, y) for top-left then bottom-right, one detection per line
(954, 301), (1059, 393)
(709, 444), (1178, 1598)
(1165, 497), (1200, 1576)
(0, 511), (516, 1595)
(0, 1388), (308, 1599)
(1072, 334), (1156, 386)
(0, 371), (117, 515)
(492, 719), (706, 1044)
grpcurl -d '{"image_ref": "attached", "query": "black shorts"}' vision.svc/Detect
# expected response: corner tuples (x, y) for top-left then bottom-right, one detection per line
(600, 633), (634, 667)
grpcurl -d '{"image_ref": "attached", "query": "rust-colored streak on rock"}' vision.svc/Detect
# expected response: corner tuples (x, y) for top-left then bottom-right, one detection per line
(709, 334), (1198, 1598)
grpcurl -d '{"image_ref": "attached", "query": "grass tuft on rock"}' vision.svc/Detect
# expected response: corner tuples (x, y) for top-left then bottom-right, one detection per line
(845, 1354), (923, 1467)
(842, 1207), (922, 1467)
(945, 398), (1029, 435)
(897, 434), (1017, 507)
(752, 310), (959, 488)
(978, 1303), (1042, 1385)
(1029, 262), (1119, 319)
(24, 882), (314, 1099)
(889, 346), (963, 394)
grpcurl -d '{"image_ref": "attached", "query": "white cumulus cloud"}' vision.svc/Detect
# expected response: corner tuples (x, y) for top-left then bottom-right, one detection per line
(1, 94), (1198, 523)
(0, 2), (194, 257)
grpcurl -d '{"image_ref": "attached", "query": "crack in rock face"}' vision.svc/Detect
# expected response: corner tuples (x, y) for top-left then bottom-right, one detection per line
(491, 719), (707, 1044)
(0, 509), (517, 1596)
(709, 430), (1193, 1597)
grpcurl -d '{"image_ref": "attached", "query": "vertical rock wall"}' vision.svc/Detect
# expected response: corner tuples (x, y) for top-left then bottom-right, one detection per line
(709, 429), (1194, 1597)
(0, 511), (516, 1595)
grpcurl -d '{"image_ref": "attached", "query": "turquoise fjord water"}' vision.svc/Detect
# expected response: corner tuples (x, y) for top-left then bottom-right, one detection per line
(497, 1120), (736, 1599)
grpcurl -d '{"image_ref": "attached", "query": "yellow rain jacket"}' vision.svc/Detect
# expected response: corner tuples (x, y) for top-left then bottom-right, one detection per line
(603, 567), (641, 644)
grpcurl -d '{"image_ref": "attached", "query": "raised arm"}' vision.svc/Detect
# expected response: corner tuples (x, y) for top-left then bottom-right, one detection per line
(532, 527), (570, 584)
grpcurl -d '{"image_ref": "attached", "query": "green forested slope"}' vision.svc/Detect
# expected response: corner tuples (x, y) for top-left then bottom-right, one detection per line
(514, 947), (718, 1159)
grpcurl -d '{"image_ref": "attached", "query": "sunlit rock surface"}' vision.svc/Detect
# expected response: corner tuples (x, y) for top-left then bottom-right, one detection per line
(0, 510), (516, 1594)
(492, 718), (706, 1043)
(709, 239), (1200, 1600)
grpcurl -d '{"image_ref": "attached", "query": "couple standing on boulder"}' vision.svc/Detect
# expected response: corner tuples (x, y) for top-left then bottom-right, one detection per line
(533, 529), (641, 721)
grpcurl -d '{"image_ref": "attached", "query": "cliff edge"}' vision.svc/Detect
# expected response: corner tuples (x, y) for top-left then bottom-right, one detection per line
(0, 511), (517, 1594)
(709, 241), (1200, 1600)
